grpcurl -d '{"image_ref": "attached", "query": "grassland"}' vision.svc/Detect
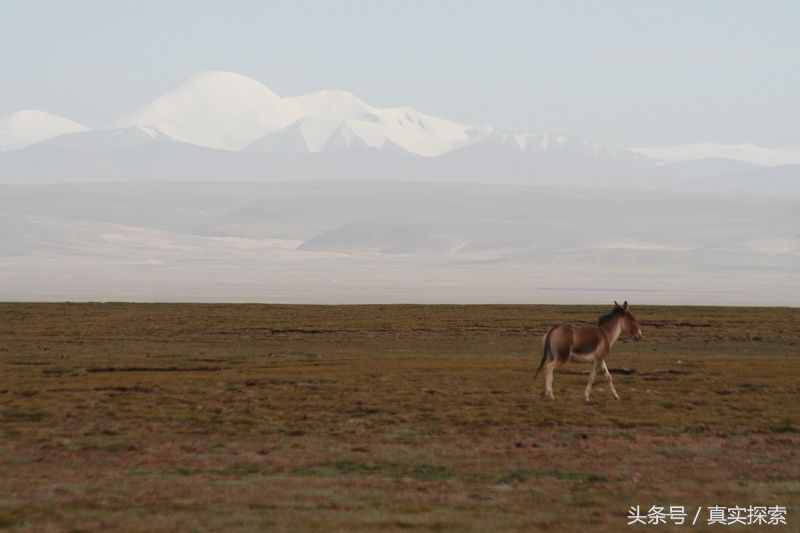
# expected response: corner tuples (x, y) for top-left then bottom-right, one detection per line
(0, 303), (798, 532)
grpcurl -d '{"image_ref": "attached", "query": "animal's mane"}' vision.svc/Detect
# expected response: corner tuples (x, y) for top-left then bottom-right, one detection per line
(597, 307), (623, 326)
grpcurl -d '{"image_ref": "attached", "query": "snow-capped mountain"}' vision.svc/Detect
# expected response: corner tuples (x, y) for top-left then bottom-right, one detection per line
(245, 88), (475, 157)
(115, 72), (476, 156)
(1, 71), (633, 160)
(0, 110), (87, 151)
(373, 107), (476, 156)
(118, 71), (301, 151)
(0, 70), (796, 195)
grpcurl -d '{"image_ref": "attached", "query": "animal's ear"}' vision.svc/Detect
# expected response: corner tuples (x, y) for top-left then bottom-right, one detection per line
(622, 301), (629, 310)
(614, 300), (620, 308)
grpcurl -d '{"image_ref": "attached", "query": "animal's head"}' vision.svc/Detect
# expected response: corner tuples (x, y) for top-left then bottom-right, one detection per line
(613, 300), (643, 340)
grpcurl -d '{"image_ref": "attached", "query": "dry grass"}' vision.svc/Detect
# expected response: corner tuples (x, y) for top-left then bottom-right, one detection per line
(0, 303), (798, 532)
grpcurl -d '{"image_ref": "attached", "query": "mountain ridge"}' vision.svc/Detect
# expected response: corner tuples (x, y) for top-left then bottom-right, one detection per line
(0, 70), (797, 194)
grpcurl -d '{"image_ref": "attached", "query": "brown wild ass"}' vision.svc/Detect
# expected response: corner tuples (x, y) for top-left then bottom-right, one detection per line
(535, 301), (643, 401)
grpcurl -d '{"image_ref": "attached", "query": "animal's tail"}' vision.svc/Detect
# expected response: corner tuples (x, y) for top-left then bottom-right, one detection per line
(535, 326), (556, 381)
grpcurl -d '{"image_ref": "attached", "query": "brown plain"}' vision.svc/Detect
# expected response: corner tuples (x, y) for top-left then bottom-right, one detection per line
(0, 303), (798, 532)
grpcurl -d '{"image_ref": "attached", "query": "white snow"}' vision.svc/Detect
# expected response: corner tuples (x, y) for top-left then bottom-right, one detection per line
(118, 71), (476, 156)
(118, 71), (302, 151)
(746, 238), (800, 256)
(248, 88), (474, 156)
(335, 120), (386, 149)
(459, 128), (638, 160)
(375, 107), (471, 156)
(4, 71), (630, 160)
(287, 90), (375, 121)
(244, 96), (474, 156)
(631, 143), (800, 167)
(0, 110), (87, 151)
(12, 71), (775, 168)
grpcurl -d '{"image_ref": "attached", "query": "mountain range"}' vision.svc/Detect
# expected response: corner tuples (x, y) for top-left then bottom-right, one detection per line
(0, 70), (797, 193)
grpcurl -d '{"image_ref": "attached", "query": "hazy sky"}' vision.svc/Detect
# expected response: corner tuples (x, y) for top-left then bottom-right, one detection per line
(2, 1), (798, 146)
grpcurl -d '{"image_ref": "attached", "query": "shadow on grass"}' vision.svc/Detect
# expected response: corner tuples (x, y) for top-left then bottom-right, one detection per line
(0, 511), (17, 530)
(498, 468), (608, 484)
(292, 460), (454, 481)
(769, 419), (799, 434)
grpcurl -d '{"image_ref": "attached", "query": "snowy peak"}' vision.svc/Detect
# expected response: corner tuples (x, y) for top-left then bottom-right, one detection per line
(0, 110), (87, 151)
(3, 71), (647, 167)
(245, 117), (387, 154)
(462, 129), (641, 160)
(289, 90), (377, 122)
(7, 72), (624, 160)
(631, 143), (800, 167)
(118, 70), (301, 151)
(247, 99), (475, 157)
(184, 70), (282, 99)
(376, 107), (472, 157)
(323, 121), (386, 152)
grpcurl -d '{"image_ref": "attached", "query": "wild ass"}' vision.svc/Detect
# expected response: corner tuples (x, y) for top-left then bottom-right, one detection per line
(535, 301), (643, 401)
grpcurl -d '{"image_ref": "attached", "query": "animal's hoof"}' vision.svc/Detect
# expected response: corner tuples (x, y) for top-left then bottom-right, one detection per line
(613, 394), (620, 400)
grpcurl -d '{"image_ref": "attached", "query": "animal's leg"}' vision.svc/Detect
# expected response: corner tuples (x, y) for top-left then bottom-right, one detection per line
(601, 360), (620, 400)
(584, 359), (598, 402)
(544, 361), (557, 400)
